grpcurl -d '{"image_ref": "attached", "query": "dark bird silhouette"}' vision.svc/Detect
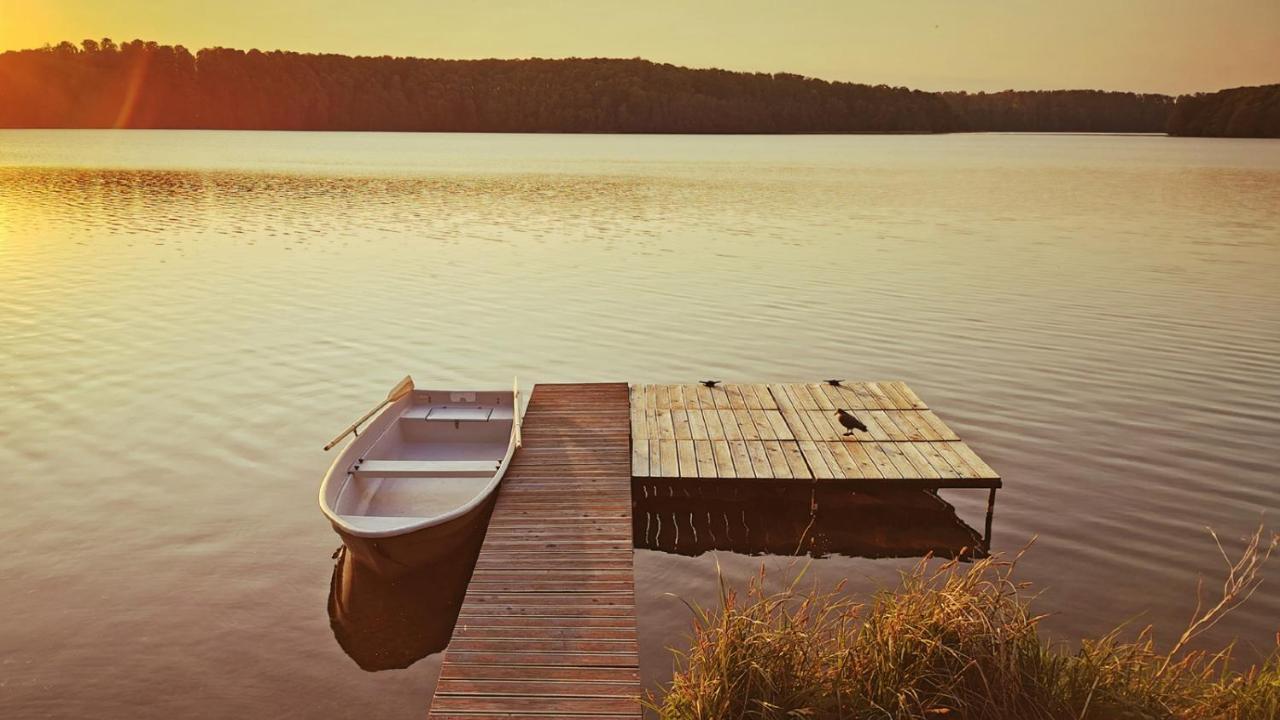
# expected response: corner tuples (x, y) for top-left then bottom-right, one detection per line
(825, 379), (843, 386)
(700, 380), (721, 388)
(834, 409), (867, 436)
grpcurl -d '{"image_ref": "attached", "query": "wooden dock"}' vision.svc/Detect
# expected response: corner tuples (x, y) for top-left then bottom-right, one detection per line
(428, 380), (999, 718)
(428, 383), (641, 719)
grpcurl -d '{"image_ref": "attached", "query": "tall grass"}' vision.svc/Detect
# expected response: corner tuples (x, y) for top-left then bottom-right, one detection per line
(649, 527), (1278, 720)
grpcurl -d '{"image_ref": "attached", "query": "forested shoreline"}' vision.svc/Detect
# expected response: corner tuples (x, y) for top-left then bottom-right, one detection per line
(1167, 84), (1280, 137)
(0, 40), (1274, 136)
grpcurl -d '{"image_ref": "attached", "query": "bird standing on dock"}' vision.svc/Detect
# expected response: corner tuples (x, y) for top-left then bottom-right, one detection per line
(835, 409), (867, 436)
(825, 379), (844, 386)
(700, 380), (721, 388)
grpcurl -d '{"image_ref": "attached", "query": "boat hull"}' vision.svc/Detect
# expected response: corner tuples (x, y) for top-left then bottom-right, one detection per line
(327, 498), (494, 669)
(333, 492), (498, 578)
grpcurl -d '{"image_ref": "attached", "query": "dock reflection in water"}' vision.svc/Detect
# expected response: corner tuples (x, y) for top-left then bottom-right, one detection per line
(633, 481), (989, 560)
(326, 505), (493, 671)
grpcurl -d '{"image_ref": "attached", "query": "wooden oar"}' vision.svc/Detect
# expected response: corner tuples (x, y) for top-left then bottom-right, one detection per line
(324, 375), (414, 451)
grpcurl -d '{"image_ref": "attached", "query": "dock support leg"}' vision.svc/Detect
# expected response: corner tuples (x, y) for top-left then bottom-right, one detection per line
(983, 488), (997, 552)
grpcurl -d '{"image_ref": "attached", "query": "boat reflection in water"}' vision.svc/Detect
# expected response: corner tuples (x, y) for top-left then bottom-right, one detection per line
(327, 503), (493, 671)
(633, 481), (989, 560)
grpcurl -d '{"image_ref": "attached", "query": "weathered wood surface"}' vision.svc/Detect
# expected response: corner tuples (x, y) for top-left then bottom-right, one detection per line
(630, 382), (1000, 488)
(429, 383), (641, 719)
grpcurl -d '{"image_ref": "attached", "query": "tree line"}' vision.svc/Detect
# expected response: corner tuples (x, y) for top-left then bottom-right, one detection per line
(0, 40), (1273, 136)
(1167, 84), (1280, 137)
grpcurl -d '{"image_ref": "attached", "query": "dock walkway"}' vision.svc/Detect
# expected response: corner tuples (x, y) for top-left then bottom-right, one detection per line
(428, 382), (641, 719)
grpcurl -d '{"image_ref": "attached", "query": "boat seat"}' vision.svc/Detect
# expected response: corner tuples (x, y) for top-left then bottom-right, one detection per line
(401, 406), (494, 422)
(338, 515), (429, 532)
(351, 459), (497, 478)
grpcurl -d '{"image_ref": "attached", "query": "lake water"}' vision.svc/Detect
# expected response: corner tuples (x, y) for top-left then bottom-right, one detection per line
(1, 130), (1278, 718)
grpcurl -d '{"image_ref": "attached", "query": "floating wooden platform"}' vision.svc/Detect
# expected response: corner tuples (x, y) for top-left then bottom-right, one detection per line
(428, 383), (641, 719)
(630, 382), (1001, 489)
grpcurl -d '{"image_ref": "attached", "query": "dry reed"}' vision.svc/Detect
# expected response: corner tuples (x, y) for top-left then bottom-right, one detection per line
(649, 526), (1278, 720)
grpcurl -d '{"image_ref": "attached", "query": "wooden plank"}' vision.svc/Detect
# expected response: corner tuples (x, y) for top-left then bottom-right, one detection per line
(710, 440), (737, 479)
(747, 408), (775, 440)
(775, 403), (812, 442)
(717, 410), (745, 441)
(700, 407), (724, 441)
(727, 441), (756, 479)
(823, 441), (864, 478)
(436, 678), (640, 698)
(798, 440), (835, 479)
(805, 410), (844, 441)
(675, 440), (697, 478)
(432, 695), (640, 714)
(744, 440), (773, 478)
(780, 383), (816, 410)
(882, 410), (927, 441)
(798, 407), (835, 442)
(864, 382), (898, 410)
(725, 385), (748, 409)
(806, 383), (837, 410)
(453, 625), (636, 640)
(833, 383), (869, 410)
(438, 661), (638, 680)
(655, 384), (671, 410)
(848, 382), (882, 410)
(628, 385), (646, 440)
(889, 380), (928, 409)
(657, 409), (676, 440)
(814, 383), (849, 411)
(643, 383), (657, 429)
(875, 441), (925, 479)
(671, 409), (692, 440)
(708, 385), (732, 409)
(911, 440), (965, 480)
(864, 410), (904, 441)
(843, 441), (885, 478)
(931, 441), (981, 479)
(917, 410), (961, 441)
(778, 441), (812, 479)
(898, 411), (943, 441)
(876, 380), (914, 409)
(764, 410), (795, 441)
(693, 440), (718, 478)
(681, 385), (700, 410)
(695, 384), (715, 408)
(761, 440), (794, 479)
(686, 408), (709, 440)
(734, 409), (762, 440)
(861, 441), (902, 477)
(750, 383), (778, 409)
(669, 385), (685, 410)
(631, 439), (648, 478)
(949, 441), (1000, 480)
(658, 439), (679, 477)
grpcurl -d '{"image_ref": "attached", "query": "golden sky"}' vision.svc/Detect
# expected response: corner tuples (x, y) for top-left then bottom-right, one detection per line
(1, 0), (1277, 94)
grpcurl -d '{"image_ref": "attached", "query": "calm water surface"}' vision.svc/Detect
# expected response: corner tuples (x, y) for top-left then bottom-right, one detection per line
(1, 130), (1278, 718)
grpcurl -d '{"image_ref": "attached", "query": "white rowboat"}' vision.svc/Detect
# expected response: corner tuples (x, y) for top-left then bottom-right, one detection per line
(318, 376), (521, 576)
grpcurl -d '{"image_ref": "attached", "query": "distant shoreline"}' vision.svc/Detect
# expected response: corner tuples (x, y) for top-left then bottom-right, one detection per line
(2, 41), (1276, 137)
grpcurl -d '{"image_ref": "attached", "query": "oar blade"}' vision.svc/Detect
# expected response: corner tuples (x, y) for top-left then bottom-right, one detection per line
(387, 375), (414, 401)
